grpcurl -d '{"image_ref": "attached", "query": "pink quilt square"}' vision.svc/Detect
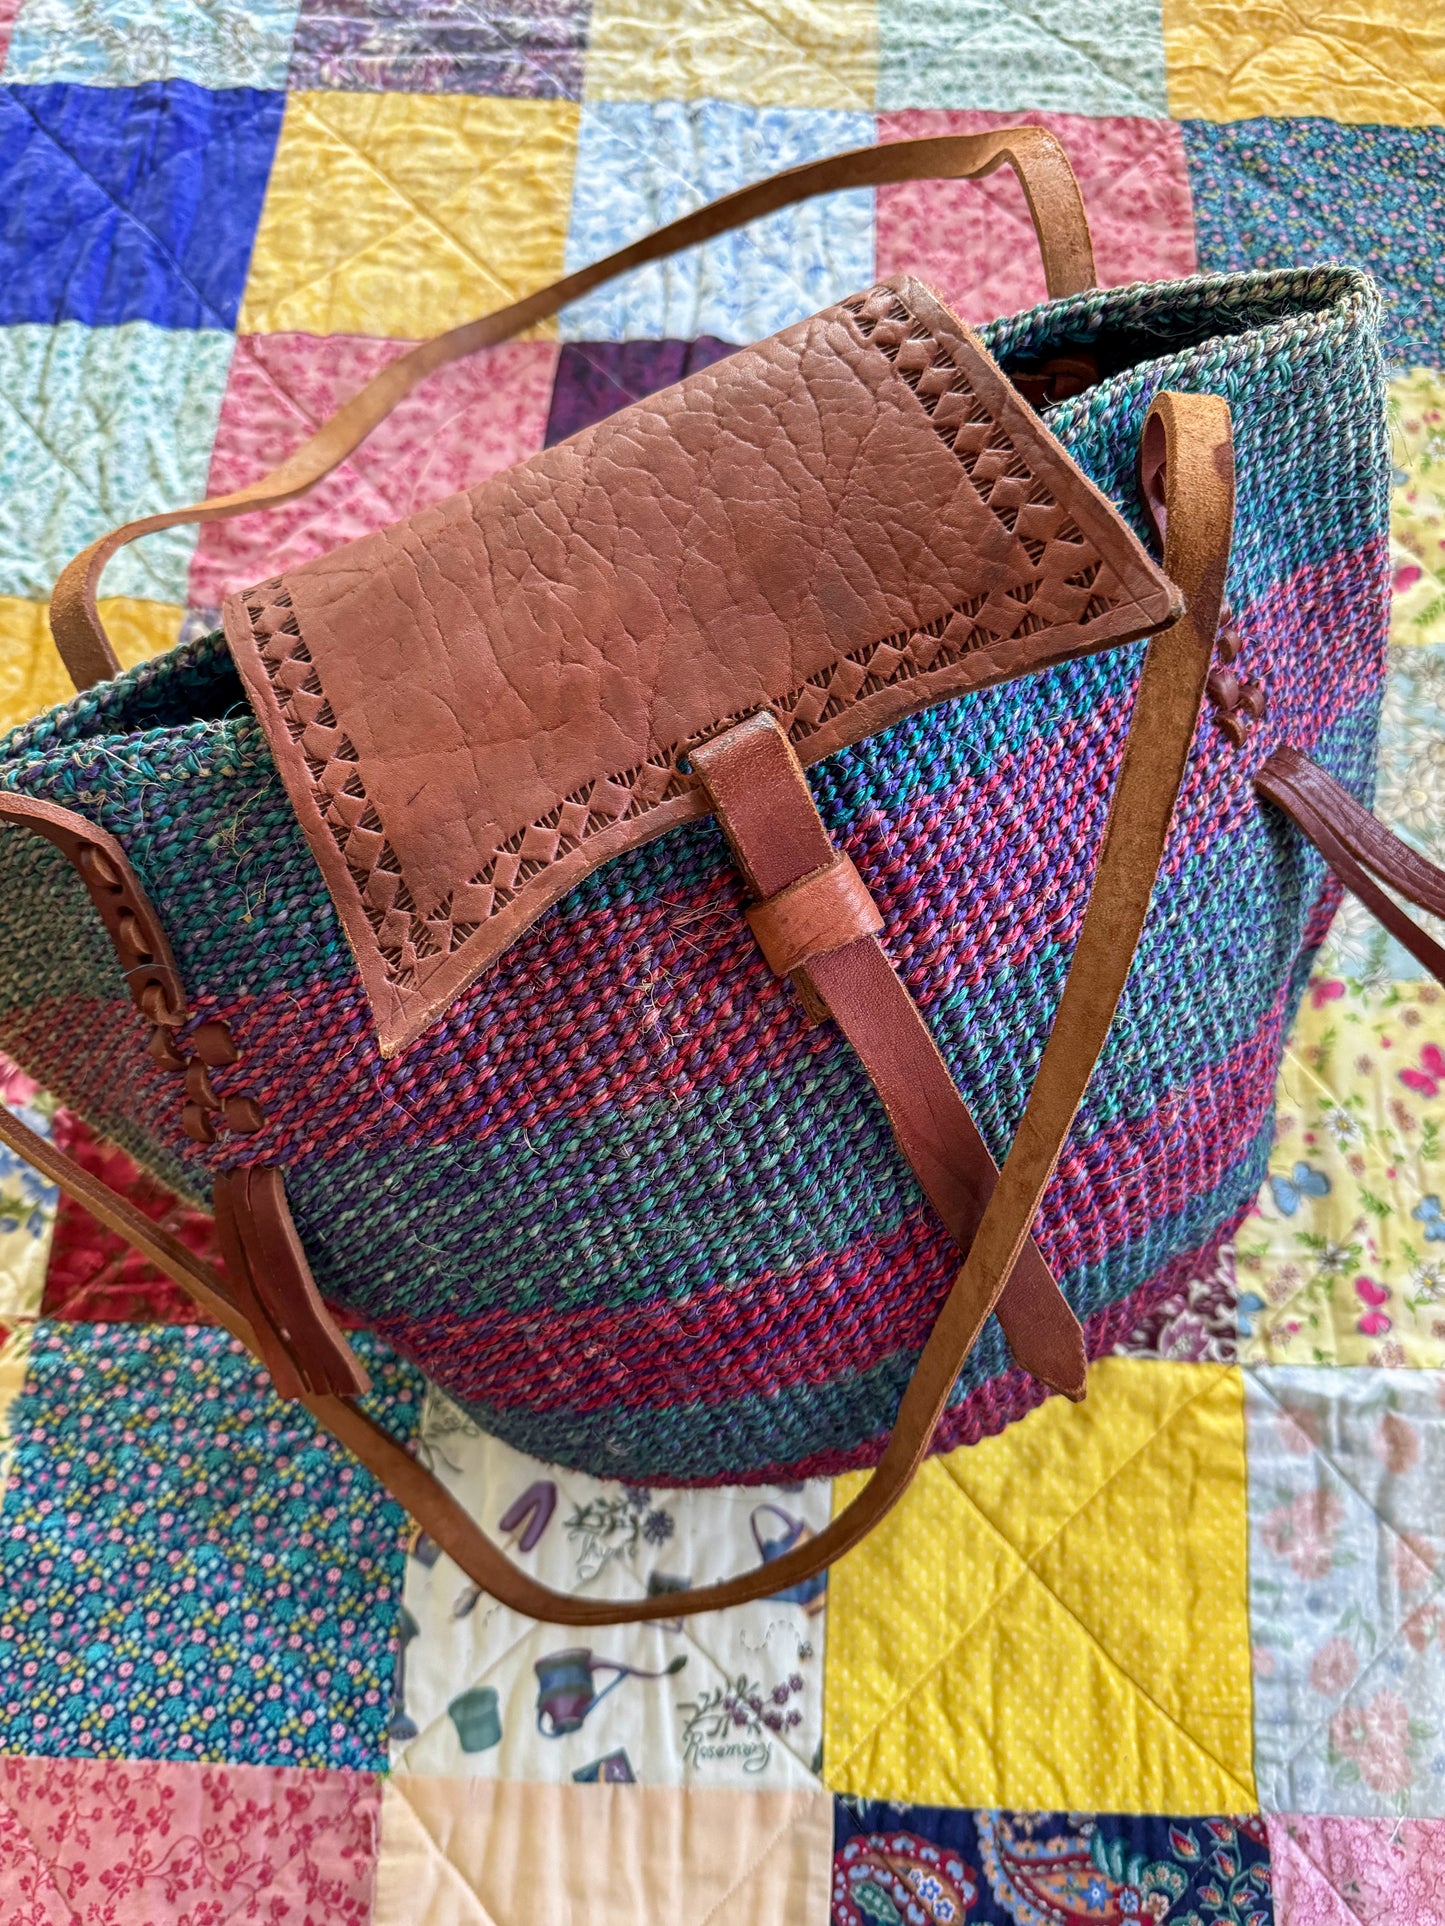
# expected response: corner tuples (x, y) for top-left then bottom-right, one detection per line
(1268, 1816), (1445, 1925)
(0, 1754), (380, 1924)
(188, 334), (559, 608)
(875, 109), (1197, 330)
(0, 0), (23, 70)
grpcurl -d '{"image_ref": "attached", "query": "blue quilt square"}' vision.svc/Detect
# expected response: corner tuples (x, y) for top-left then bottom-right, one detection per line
(0, 79), (285, 329)
(1183, 117), (1445, 371)
(0, 321), (234, 603)
(876, 0), (1167, 116)
(2, 0), (302, 90)
(559, 101), (875, 344)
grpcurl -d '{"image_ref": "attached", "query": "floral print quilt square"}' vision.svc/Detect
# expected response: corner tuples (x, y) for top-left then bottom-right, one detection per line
(1247, 1367), (1445, 1816)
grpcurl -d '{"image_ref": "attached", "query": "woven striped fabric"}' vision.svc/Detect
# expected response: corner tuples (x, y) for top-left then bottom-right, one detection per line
(0, 263), (1389, 1486)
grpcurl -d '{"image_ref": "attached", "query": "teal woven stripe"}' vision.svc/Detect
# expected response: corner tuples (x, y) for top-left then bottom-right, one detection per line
(0, 831), (127, 1016)
(416, 1124), (1272, 1486)
(0, 613), (1379, 1049)
(0, 646), (1122, 1008)
(289, 1044), (922, 1325)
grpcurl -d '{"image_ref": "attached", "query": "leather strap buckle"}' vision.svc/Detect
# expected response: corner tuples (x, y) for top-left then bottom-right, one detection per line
(745, 853), (883, 977)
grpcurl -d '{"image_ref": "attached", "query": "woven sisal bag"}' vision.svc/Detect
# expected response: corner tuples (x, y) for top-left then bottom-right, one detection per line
(0, 129), (1427, 1623)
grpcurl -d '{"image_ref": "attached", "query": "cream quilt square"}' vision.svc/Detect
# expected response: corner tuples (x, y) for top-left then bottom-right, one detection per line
(373, 1780), (834, 1926)
(584, 0), (877, 110)
(390, 1389), (829, 1791)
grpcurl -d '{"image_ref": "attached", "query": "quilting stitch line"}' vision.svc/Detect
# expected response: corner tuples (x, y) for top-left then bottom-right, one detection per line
(827, 1367), (1257, 1805)
(1246, 1370), (1445, 1804)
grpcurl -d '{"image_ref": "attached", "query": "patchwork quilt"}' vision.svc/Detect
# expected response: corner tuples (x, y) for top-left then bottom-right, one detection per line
(0, 2), (1442, 1920)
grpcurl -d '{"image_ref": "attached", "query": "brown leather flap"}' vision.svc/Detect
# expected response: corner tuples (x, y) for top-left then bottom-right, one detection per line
(223, 276), (1181, 1056)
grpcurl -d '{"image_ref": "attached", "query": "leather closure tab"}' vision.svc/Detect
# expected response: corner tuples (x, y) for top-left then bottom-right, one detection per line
(693, 709), (1087, 1399)
(224, 275), (1180, 1057)
(746, 854), (884, 976)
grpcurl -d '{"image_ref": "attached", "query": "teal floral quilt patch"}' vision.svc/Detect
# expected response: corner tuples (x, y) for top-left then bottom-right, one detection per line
(0, 1320), (422, 1770)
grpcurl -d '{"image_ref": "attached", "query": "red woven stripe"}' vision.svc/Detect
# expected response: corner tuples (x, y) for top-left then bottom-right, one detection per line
(732, 1205), (1253, 1486)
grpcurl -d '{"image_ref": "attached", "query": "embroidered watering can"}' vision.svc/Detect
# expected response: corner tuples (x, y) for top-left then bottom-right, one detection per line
(447, 1685), (503, 1753)
(751, 1505), (828, 1611)
(534, 1647), (688, 1736)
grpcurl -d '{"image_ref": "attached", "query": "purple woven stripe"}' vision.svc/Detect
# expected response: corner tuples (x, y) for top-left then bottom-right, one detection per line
(372, 1201), (949, 1420)
(370, 958), (1299, 1418)
(199, 536), (1385, 1177)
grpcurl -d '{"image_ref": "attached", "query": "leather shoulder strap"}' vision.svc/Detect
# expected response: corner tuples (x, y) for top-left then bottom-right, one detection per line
(3, 390), (1231, 1624)
(49, 127), (1094, 692)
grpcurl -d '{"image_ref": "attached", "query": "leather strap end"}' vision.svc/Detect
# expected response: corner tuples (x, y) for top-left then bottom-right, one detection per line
(213, 1169), (309, 1401)
(995, 1253), (1086, 1399)
(1256, 745), (1445, 986)
(214, 1166), (370, 1401)
(695, 706), (1086, 1399)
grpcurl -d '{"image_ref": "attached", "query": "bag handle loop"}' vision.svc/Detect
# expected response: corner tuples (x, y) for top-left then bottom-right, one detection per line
(5, 390), (1231, 1624)
(1256, 745), (1445, 979)
(49, 125), (1095, 693)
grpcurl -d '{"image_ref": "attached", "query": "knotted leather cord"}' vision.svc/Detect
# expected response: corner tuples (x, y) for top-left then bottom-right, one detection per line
(1, 390), (1232, 1624)
(49, 125), (1095, 690)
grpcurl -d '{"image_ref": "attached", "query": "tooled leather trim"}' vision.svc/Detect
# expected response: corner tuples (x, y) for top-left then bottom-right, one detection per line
(238, 284), (1131, 1000)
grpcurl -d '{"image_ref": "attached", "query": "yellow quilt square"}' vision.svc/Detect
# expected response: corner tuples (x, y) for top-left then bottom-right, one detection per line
(239, 94), (580, 339)
(584, 0), (877, 110)
(824, 1359), (1256, 1813)
(1238, 976), (1445, 1368)
(0, 596), (182, 735)
(1163, 0), (1444, 125)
